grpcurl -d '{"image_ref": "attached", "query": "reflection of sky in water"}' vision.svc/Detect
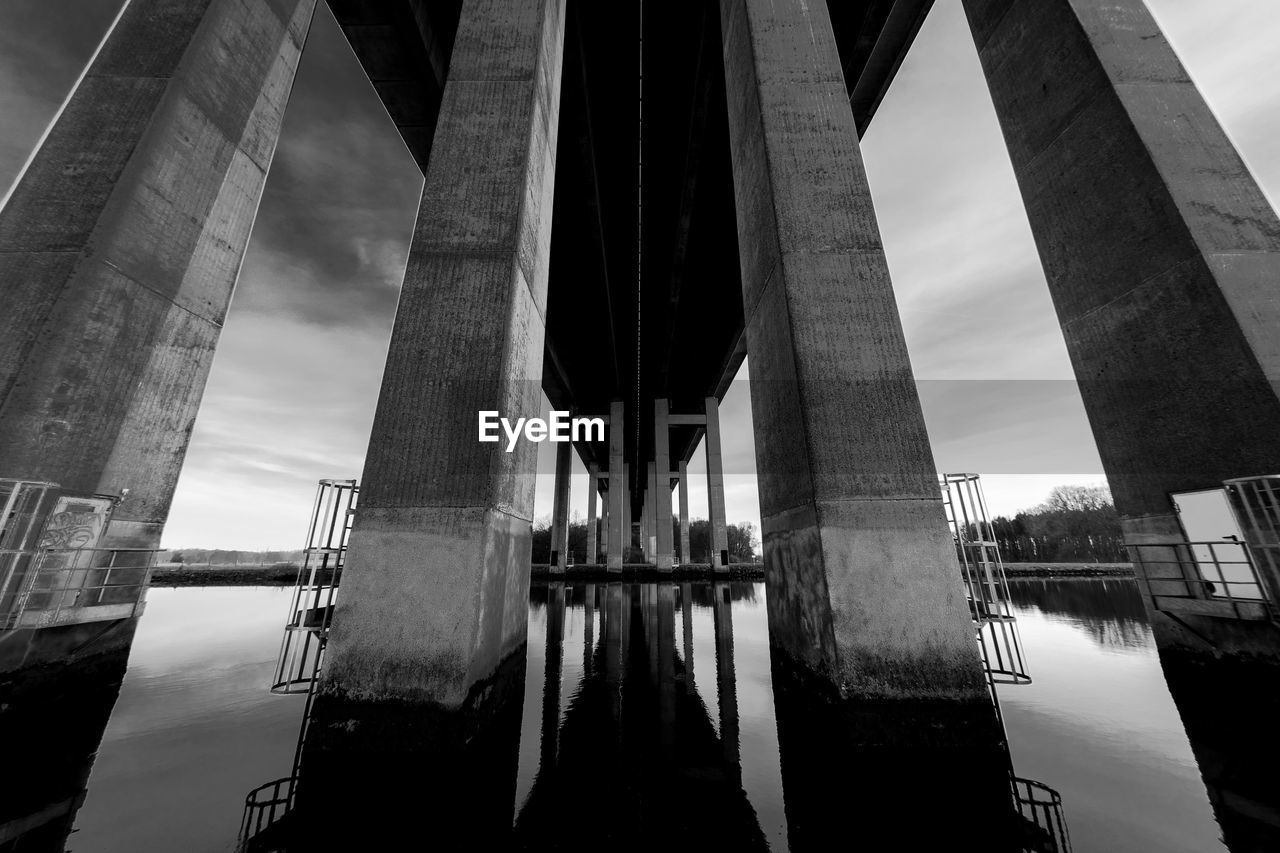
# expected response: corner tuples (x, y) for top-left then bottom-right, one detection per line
(70, 587), (305, 853)
(64, 579), (1230, 852)
(1001, 579), (1225, 853)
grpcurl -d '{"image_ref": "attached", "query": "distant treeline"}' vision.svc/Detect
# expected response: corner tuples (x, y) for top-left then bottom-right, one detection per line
(532, 518), (759, 564)
(161, 549), (304, 567)
(986, 485), (1127, 563)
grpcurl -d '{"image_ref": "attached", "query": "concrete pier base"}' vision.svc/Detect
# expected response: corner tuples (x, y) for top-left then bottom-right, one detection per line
(720, 0), (984, 700)
(322, 0), (566, 704)
(0, 0), (315, 548)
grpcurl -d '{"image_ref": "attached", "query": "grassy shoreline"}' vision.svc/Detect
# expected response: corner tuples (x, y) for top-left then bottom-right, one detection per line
(148, 560), (1135, 587)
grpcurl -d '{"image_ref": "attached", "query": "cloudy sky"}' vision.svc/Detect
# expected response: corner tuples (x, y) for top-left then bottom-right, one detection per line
(2, 1), (1278, 548)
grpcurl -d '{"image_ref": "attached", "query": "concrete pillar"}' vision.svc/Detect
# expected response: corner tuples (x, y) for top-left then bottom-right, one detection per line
(608, 401), (625, 570)
(599, 486), (610, 564)
(0, 0), (316, 549)
(638, 488), (646, 559)
(653, 400), (675, 570)
(622, 463), (632, 561)
(720, 0), (984, 699)
(678, 460), (691, 565)
(323, 0), (566, 704)
(703, 397), (729, 570)
(549, 441), (571, 570)
(646, 461), (659, 563)
(962, 0), (1280, 651)
(585, 462), (598, 563)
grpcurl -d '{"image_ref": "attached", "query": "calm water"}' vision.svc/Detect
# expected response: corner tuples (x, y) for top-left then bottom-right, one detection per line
(45, 579), (1228, 851)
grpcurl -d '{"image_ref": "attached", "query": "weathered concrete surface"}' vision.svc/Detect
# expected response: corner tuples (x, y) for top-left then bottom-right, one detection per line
(585, 461), (598, 562)
(0, 0), (315, 549)
(608, 400), (625, 570)
(678, 460), (691, 564)
(963, 0), (1280, 651)
(720, 0), (984, 700)
(653, 399), (674, 570)
(549, 440), (571, 569)
(703, 396), (729, 570)
(322, 0), (565, 705)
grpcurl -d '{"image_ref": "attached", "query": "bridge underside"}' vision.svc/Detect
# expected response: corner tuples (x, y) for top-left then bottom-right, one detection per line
(332, 0), (933, 485)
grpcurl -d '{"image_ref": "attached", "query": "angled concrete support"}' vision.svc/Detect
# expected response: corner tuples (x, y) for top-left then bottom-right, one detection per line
(963, 0), (1280, 652)
(678, 461), (691, 564)
(703, 397), (729, 570)
(324, 0), (566, 704)
(607, 401), (625, 570)
(586, 462), (599, 563)
(720, 0), (983, 699)
(550, 440), (572, 570)
(653, 399), (675, 570)
(0, 0), (315, 548)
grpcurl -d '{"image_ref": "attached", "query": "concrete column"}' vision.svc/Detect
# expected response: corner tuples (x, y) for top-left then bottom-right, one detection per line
(586, 464), (599, 564)
(678, 460), (691, 565)
(0, 0), (316, 549)
(608, 400), (625, 571)
(646, 461), (659, 563)
(703, 397), (729, 570)
(622, 463), (632, 561)
(962, 0), (1280, 651)
(324, 0), (566, 704)
(549, 441), (571, 570)
(638, 489), (647, 560)
(599, 486), (610, 564)
(720, 0), (983, 699)
(653, 400), (675, 570)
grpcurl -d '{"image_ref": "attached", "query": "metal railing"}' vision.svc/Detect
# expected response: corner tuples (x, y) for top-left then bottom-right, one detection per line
(239, 777), (296, 846)
(941, 473), (1032, 684)
(0, 547), (156, 629)
(1129, 540), (1273, 620)
(271, 479), (357, 694)
(1012, 776), (1072, 852)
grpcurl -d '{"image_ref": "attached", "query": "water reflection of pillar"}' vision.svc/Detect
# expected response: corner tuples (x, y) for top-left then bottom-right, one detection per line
(1160, 653), (1280, 851)
(583, 583), (596, 680)
(603, 583), (625, 725)
(712, 582), (740, 772)
(657, 584), (677, 754)
(680, 583), (695, 685)
(541, 583), (566, 770)
(0, 620), (136, 851)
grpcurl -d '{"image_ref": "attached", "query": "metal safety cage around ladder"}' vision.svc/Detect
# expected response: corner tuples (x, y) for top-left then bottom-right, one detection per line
(1225, 475), (1280, 615)
(1011, 776), (1073, 853)
(941, 473), (1031, 685)
(271, 479), (358, 694)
